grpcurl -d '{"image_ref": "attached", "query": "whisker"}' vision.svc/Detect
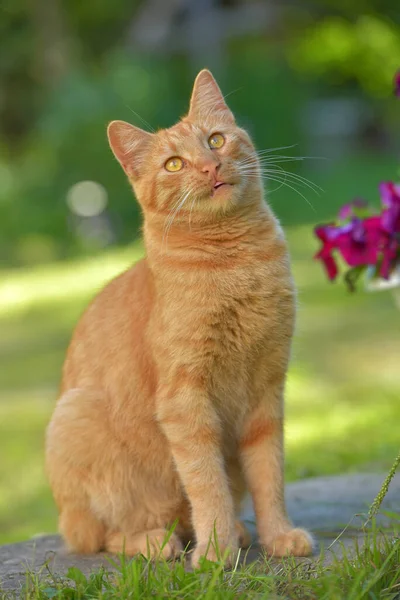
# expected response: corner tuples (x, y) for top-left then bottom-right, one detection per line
(254, 144), (298, 155)
(267, 176), (316, 212)
(124, 105), (155, 133)
(162, 192), (186, 247)
(240, 172), (317, 212)
(238, 155), (324, 168)
(260, 169), (323, 194)
(165, 194), (188, 230)
(237, 165), (318, 212)
(238, 164), (323, 195)
(259, 156), (325, 165)
(188, 193), (198, 231)
(162, 189), (192, 249)
(223, 87), (243, 101)
(261, 168), (323, 195)
(164, 192), (186, 226)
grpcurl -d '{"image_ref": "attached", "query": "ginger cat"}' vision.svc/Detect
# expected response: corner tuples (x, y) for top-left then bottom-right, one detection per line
(45, 70), (313, 567)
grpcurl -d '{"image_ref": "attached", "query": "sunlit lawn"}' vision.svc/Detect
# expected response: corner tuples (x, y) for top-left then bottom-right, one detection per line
(1, 156), (400, 544)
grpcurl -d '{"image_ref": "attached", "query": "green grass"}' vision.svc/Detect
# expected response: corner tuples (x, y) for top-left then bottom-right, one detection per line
(2, 525), (400, 599)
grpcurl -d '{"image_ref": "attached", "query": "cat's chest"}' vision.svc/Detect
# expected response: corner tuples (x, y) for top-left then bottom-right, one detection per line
(172, 262), (293, 353)
(155, 251), (295, 382)
(207, 280), (270, 349)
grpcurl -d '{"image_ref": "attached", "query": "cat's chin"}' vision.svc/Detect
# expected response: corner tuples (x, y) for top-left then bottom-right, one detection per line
(211, 183), (233, 199)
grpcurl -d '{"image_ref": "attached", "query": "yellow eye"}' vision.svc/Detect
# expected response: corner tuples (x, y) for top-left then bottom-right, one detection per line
(165, 157), (183, 172)
(208, 133), (225, 149)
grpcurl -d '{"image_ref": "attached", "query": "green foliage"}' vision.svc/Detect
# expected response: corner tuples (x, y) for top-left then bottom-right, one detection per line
(287, 14), (400, 96)
(368, 450), (400, 520)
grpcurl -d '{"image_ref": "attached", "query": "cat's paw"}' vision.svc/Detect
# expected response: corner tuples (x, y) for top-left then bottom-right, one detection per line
(262, 528), (314, 557)
(235, 519), (252, 548)
(106, 528), (183, 560)
(159, 532), (184, 560)
(191, 540), (239, 569)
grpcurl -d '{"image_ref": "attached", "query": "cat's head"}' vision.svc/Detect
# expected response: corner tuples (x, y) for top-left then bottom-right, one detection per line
(108, 70), (261, 223)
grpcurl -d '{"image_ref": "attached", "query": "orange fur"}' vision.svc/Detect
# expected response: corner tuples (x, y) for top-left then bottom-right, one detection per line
(45, 69), (313, 566)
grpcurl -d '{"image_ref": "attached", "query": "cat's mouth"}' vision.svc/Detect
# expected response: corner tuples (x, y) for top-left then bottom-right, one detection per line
(212, 181), (231, 195)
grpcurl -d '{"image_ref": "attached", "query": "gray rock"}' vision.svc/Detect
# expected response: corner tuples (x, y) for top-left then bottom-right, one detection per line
(1, 473), (399, 596)
(243, 472), (400, 534)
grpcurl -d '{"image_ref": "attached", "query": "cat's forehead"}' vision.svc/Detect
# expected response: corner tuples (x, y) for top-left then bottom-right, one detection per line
(157, 120), (217, 153)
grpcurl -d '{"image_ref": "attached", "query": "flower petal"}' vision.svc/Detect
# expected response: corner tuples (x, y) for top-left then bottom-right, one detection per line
(338, 199), (368, 221)
(314, 251), (338, 280)
(379, 182), (400, 209)
(394, 70), (400, 97)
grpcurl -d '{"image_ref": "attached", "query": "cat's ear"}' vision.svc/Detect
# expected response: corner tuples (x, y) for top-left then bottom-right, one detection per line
(107, 120), (153, 178)
(188, 69), (235, 125)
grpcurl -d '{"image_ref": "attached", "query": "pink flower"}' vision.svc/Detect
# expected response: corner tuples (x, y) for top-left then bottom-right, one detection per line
(313, 70), (400, 291)
(379, 182), (400, 235)
(395, 70), (400, 97)
(314, 224), (339, 280)
(336, 217), (381, 268)
(338, 198), (368, 221)
(314, 183), (400, 286)
(314, 217), (382, 281)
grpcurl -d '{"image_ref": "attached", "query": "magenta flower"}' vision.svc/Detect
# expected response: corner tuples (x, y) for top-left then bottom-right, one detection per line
(379, 182), (400, 234)
(395, 70), (400, 97)
(313, 70), (400, 292)
(378, 182), (400, 278)
(314, 224), (339, 280)
(338, 198), (368, 221)
(314, 182), (400, 289)
(315, 217), (381, 281)
(337, 217), (382, 267)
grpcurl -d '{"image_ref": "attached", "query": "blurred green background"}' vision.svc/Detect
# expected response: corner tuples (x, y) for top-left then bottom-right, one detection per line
(1, 0), (399, 544)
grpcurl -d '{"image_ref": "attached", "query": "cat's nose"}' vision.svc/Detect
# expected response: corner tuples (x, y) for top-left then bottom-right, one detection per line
(201, 161), (220, 179)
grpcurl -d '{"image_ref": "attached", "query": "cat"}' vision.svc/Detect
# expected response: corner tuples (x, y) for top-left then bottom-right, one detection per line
(45, 69), (313, 567)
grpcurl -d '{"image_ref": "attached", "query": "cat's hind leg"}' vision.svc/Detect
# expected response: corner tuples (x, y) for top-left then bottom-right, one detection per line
(60, 506), (105, 554)
(46, 389), (112, 554)
(47, 388), (187, 558)
(105, 529), (183, 560)
(235, 519), (252, 548)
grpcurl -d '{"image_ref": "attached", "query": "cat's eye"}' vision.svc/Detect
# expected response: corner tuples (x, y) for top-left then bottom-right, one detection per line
(165, 157), (183, 172)
(208, 133), (225, 149)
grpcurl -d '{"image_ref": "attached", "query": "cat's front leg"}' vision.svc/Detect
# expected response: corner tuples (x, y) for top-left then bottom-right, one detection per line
(239, 393), (314, 557)
(156, 385), (238, 567)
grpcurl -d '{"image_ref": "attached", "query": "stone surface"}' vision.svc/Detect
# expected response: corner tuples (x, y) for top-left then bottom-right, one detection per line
(250, 472), (400, 532)
(1, 473), (399, 595)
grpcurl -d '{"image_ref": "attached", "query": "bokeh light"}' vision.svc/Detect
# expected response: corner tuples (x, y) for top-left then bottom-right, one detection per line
(66, 180), (108, 217)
